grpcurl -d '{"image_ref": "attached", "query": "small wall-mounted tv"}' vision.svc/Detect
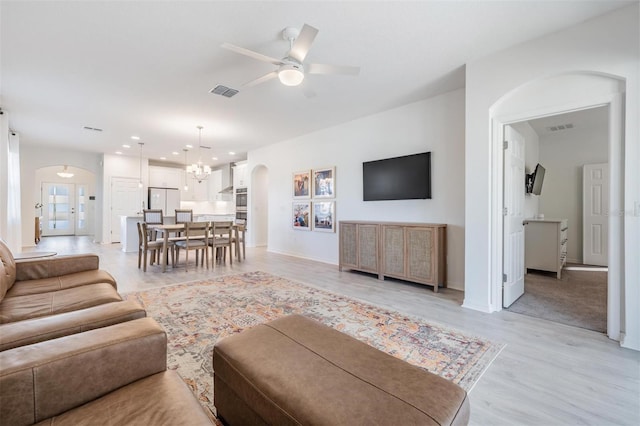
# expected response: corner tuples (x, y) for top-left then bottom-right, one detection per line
(363, 152), (431, 201)
(525, 163), (546, 195)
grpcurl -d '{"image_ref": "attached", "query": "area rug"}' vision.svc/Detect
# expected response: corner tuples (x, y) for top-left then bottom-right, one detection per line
(125, 271), (503, 417)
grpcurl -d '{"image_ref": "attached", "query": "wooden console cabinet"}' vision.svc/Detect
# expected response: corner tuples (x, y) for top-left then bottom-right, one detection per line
(339, 221), (447, 292)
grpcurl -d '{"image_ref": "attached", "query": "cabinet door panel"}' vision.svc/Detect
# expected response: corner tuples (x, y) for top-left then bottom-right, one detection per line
(358, 224), (379, 272)
(406, 227), (434, 282)
(340, 223), (358, 268)
(382, 226), (405, 276)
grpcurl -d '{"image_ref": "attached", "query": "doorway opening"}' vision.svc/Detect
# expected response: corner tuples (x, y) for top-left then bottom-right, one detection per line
(490, 72), (625, 342)
(35, 165), (96, 239)
(503, 106), (609, 332)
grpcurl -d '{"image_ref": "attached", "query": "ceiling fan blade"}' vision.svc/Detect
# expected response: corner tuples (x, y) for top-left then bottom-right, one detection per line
(307, 63), (360, 75)
(221, 43), (283, 66)
(289, 24), (318, 63)
(243, 71), (278, 87)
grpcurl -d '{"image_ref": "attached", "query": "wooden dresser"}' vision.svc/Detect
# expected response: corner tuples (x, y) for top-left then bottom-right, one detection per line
(339, 221), (447, 292)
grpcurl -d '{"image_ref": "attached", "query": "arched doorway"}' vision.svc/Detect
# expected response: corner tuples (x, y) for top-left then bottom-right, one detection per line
(35, 165), (97, 238)
(489, 72), (625, 341)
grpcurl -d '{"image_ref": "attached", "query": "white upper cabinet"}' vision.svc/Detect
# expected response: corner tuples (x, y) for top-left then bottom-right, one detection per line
(149, 166), (182, 188)
(233, 161), (248, 188)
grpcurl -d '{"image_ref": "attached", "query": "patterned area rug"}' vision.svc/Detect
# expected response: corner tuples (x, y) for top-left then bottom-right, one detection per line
(125, 271), (503, 417)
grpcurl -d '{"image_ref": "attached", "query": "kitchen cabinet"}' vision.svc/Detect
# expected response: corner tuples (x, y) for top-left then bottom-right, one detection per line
(149, 166), (182, 188)
(233, 161), (248, 188)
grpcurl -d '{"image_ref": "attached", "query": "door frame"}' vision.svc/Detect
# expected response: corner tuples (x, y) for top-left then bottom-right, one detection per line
(491, 93), (623, 341)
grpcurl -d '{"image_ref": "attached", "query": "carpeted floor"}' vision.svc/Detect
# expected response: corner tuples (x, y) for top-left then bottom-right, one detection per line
(125, 271), (504, 417)
(507, 267), (607, 332)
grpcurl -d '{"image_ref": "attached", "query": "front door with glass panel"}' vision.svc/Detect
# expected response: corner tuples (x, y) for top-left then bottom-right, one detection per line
(42, 183), (76, 236)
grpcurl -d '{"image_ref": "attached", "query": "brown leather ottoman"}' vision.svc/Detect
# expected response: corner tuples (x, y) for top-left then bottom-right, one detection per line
(213, 314), (469, 425)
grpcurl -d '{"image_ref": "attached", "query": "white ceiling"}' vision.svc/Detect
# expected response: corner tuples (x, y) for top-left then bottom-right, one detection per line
(0, 1), (631, 167)
(527, 106), (609, 138)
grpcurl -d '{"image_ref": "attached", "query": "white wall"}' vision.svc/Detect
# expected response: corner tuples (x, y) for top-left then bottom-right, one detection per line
(464, 4), (639, 350)
(538, 112), (608, 263)
(19, 144), (103, 246)
(249, 89), (466, 290)
(0, 112), (8, 245)
(101, 153), (148, 244)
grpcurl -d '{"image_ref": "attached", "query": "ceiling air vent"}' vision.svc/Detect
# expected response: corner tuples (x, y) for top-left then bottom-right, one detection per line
(83, 126), (103, 132)
(547, 123), (574, 132)
(210, 85), (239, 98)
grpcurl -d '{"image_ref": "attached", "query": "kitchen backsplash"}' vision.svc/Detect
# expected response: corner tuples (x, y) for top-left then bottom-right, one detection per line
(180, 200), (235, 215)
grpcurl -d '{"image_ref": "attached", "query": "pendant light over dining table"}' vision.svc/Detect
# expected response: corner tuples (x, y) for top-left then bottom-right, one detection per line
(186, 126), (211, 183)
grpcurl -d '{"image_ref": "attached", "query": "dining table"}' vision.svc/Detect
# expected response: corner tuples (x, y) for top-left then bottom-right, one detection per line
(148, 222), (239, 272)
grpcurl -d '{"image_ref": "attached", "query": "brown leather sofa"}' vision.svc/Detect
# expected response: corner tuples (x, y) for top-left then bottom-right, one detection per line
(0, 239), (149, 350)
(0, 239), (120, 324)
(0, 317), (214, 425)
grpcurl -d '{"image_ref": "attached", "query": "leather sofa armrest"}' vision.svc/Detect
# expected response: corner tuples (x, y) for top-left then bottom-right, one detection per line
(0, 317), (167, 425)
(15, 254), (100, 281)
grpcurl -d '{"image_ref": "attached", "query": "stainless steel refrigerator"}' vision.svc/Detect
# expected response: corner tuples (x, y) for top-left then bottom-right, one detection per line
(148, 187), (181, 215)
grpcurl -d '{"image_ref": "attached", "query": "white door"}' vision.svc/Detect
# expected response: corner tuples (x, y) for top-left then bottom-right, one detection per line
(503, 126), (526, 307)
(111, 177), (142, 243)
(583, 163), (609, 266)
(42, 183), (76, 236)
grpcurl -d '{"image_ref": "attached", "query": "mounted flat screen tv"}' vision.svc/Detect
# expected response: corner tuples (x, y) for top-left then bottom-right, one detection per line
(363, 152), (431, 201)
(526, 163), (546, 195)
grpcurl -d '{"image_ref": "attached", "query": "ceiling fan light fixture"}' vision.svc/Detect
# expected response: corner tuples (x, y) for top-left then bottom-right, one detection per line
(278, 64), (304, 86)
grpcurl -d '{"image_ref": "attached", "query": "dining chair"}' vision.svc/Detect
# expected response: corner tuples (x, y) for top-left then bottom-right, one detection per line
(231, 219), (246, 261)
(174, 221), (209, 272)
(137, 222), (172, 272)
(209, 221), (233, 267)
(143, 209), (164, 241)
(174, 209), (194, 237)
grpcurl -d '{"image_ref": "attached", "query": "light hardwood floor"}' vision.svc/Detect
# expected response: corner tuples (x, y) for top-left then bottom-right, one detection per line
(26, 236), (640, 425)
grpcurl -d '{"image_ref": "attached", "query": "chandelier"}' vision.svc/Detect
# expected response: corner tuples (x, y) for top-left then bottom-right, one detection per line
(57, 165), (74, 178)
(186, 126), (211, 183)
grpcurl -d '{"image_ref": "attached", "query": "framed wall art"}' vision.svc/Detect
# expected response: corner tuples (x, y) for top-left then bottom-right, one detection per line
(312, 167), (335, 198)
(293, 170), (311, 199)
(292, 201), (311, 230)
(312, 201), (335, 232)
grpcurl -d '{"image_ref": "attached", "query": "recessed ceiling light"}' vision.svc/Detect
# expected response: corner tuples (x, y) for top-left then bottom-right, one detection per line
(131, 136), (140, 140)
(212, 157), (218, 161)
(186, 144), (193, 148)
(160, 157), (167, 160)
(115, 151), (123, 155)
(172, 151), (179, 155)
(228, 151), (235, 155)
(122, 144), (130, 148)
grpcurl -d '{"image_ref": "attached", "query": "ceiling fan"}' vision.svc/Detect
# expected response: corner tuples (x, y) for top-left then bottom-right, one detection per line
(221, 24), (360, 88)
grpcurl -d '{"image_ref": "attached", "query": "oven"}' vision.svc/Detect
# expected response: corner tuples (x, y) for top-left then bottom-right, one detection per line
(235, 188), (247, 221)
